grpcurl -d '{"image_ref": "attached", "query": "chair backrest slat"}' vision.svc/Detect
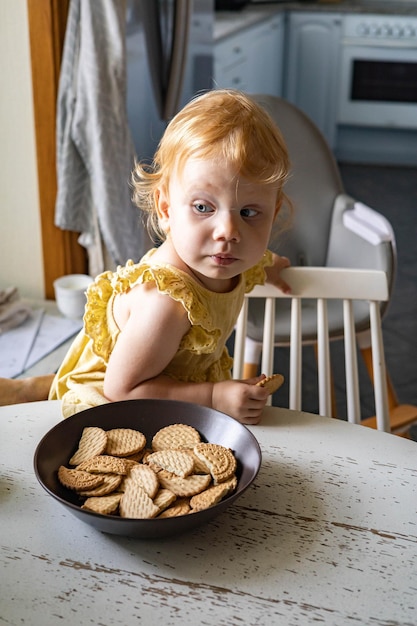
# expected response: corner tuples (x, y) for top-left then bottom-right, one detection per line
(262, 297), (275, 379)
(369, 301), (390, 431)
(234, 298), (248, 380)
(343, 299), (361, 423)
(290, 298), (302, 411)
(317, 298), (332, 417)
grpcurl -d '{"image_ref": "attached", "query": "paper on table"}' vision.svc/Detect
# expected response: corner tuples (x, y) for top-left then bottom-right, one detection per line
(25, 314), (82, 370)
(0, 311), (82, 378)
(0, 309), (44, 378)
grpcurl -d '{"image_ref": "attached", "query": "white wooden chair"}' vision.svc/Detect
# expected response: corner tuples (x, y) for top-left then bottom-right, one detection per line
(239, 95), (417, 435)
(233, 267), (391, 432)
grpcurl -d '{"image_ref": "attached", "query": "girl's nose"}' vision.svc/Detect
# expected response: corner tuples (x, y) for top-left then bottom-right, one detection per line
(212, 212), (240, 242)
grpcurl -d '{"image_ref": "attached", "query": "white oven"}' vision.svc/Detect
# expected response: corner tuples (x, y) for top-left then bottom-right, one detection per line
(338, 14), (417, 129)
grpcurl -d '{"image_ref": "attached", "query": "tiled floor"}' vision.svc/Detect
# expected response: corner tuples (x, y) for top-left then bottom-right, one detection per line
(268, 163), (417, 434)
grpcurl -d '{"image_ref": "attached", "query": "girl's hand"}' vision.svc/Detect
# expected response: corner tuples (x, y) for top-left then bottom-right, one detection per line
(265, 253), (291, 294)
(211, 377), (270, 425)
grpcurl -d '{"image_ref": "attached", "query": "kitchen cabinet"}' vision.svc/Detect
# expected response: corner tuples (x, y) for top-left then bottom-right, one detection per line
(284, 12), (342, 148)
(214, 14), (284, 96)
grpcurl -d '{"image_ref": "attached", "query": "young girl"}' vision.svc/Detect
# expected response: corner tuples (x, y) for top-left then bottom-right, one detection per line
(2, 90), (291, 424)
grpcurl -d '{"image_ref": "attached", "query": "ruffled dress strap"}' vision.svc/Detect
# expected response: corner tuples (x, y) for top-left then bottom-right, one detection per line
(83, 249), (226, 362)
(83, 248), (274, 364)
(243, 249), (274, 293)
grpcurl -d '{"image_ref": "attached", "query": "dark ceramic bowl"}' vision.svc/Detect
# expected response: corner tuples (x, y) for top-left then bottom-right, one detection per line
(34, 399), (261, 539)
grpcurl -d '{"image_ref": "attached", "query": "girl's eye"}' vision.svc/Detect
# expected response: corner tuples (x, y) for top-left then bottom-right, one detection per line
(193, 203), (213, 214)
(241, 207), (258, 218)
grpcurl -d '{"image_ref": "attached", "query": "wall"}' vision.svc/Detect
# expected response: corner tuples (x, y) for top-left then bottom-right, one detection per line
(0, 0), (44, 299)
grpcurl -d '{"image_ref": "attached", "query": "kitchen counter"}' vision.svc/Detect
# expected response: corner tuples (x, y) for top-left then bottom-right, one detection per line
(215, 0), (417, 40)
(215, 6), (278, 39)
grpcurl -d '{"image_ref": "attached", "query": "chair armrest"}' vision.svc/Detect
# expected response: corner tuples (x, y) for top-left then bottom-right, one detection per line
(343, 202), (395, 246)
(325, 194), (396, 282)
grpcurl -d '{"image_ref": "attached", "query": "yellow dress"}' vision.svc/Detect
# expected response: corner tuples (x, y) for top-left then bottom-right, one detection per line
(49, 249), (273, 417)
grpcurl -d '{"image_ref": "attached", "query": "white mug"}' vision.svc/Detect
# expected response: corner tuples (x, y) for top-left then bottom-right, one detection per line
(53, 274), (93, 319)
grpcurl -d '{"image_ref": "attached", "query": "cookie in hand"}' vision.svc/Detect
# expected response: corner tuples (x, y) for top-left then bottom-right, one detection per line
(256, 374), (284, 395)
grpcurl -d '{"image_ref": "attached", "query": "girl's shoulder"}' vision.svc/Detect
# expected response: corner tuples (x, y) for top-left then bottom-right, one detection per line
(87, 249), (203, 318)
(83, 253), (160, 359)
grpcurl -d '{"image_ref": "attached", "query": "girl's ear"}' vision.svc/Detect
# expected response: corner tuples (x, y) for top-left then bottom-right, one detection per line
(155, 187), (170, 232)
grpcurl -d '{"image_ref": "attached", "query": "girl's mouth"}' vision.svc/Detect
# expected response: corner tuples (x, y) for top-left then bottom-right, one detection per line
(212, 255), (236, 266)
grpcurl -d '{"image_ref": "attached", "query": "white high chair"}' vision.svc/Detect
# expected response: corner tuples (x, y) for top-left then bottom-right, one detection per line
(233, 267), (391, 432)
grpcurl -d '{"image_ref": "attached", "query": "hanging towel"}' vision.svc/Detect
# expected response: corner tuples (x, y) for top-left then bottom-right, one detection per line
(55, 0), (146, 267)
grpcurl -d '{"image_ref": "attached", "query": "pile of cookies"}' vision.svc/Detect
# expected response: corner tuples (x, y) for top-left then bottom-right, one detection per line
(57, 424), (238, 519)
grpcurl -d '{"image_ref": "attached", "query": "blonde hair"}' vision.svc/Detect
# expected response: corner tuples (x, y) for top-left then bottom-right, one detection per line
(132, 89), (291, 243)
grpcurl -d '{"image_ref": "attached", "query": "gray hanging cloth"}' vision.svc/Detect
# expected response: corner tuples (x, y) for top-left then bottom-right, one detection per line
(55, 0), (145, 267)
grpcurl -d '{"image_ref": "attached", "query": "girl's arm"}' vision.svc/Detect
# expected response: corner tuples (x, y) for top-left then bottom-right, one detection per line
(113, 374), (270, 425)
(103, 283), (270, 424)
(104, 282), (192, 401)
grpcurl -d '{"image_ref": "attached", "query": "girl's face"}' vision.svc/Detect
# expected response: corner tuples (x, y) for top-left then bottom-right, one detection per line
(157, 158), (279, 292)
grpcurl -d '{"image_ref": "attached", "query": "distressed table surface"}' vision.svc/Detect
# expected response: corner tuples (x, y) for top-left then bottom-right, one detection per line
(1, 401), (416, 626)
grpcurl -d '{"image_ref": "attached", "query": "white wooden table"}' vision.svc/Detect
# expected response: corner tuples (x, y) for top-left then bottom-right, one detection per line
(1, 401), (416, 626)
